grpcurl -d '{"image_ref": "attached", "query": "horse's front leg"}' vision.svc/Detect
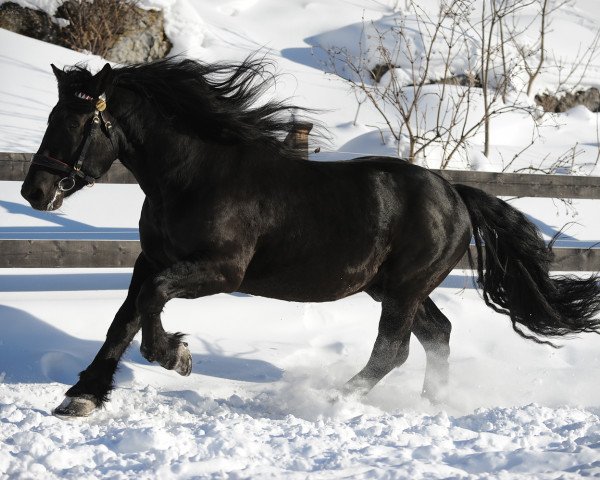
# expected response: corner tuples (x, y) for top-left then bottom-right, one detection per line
(136, 258), (245, 374)
(54, 253), (157, 417)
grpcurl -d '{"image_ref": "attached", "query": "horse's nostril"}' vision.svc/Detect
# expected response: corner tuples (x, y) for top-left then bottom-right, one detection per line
(21, 185), (45, 204)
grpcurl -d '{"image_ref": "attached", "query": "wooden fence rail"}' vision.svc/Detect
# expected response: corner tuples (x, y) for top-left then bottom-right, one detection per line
(3, 152), (599, 198)
(1, 152), (600, 270)
(1, 240), (597, 271)
(1, 152), (136, 184)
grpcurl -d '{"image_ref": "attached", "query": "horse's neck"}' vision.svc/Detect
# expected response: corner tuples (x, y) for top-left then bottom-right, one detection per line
(110, 90), (267, 196)
(117, 116), (243, 197)
(112, 102), (199, 193)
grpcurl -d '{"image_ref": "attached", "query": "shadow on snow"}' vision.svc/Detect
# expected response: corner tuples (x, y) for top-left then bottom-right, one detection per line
(0, 304), (282, 385)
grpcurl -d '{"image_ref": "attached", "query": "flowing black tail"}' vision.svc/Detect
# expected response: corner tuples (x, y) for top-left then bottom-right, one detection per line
(454, 183), (600, 345)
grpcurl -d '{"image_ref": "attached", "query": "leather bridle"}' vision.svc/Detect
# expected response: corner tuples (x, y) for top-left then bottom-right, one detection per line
(31, 93), (117, 192)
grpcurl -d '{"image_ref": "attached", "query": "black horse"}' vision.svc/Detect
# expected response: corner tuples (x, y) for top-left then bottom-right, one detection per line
(21, 58), (600, 417)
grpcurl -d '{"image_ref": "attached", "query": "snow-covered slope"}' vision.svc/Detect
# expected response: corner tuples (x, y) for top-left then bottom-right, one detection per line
(1, 1), (600, 478)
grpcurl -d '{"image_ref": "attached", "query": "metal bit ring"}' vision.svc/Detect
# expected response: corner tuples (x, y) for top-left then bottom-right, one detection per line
(58, 176), (76, 192)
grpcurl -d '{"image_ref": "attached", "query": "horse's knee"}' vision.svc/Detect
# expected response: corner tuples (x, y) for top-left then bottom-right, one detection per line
(136, 277), (170, 315)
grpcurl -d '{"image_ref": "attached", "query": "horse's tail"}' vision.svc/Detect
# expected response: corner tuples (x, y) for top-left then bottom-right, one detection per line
(454, 183), (600, 345)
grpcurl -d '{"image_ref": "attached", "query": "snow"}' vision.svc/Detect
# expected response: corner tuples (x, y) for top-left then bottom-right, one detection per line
(1, 283), (600, 478)
(1, 0), (600, 478)
(3, 386), (600, 478)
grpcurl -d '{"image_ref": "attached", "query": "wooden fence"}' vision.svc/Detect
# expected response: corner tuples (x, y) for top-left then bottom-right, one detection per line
(2, 152), (600, 270)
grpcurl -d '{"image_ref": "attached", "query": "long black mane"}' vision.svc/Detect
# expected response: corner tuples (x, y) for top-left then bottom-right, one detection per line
(61, 57), (314, 155)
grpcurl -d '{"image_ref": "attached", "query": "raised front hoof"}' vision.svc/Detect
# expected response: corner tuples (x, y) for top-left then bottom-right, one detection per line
(167, 342), (192, 377)
(141, 339), (192, 377)
(53, 395), (97, 417)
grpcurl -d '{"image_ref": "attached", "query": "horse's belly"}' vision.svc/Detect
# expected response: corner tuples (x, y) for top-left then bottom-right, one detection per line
(238, 259), (381, 302)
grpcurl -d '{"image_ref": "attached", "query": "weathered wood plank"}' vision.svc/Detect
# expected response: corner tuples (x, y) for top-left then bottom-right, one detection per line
(0, 240), (140, 268)
(0, 153), (136, 184)
(550, 246), (600, 271)
(453, 245), (600, 271)
(3, 152), (600, 198)
(0, 240), (597, 271)
(432, 169), (600, 199)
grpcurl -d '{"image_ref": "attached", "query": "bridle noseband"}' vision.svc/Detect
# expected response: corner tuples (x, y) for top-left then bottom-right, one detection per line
(32, 93), (117, 192)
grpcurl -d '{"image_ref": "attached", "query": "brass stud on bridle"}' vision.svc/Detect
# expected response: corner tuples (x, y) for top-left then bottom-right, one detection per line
(95, 98), (107, 112)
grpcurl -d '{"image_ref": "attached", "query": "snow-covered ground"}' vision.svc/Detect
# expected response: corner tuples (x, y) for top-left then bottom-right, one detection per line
(1, 0), (600, 478)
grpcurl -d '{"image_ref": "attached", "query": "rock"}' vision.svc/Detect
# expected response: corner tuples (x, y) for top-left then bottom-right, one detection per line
(369, 63), (481, 88)
(0, 2), (59, 43)
(369, 64), (391, 83)
(0, 0), (171, 64)
(535, 88), (600, 113)
(105, 9), (172, 64)
(432, 73), (481, 88)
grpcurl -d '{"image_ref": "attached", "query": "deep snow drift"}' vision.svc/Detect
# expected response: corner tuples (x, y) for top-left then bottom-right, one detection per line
(1, 0), (600, 478)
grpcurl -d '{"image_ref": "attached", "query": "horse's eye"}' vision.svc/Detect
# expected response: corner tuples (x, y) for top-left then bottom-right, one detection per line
(68, 123), (79, 131)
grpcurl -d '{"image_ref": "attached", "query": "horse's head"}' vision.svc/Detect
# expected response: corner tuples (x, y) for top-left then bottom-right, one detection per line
(21, 63), (118, 210)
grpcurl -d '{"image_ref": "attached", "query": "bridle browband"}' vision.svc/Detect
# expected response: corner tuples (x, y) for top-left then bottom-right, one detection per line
(31, 92), (117, 192)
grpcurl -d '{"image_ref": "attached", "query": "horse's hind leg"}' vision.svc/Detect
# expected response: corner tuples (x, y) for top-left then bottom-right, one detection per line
(344, 297), (418, 395)
(412, 297), (452, 404)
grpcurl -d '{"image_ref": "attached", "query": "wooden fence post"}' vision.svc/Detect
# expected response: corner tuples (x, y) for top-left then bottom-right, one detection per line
(284, 122), (313, 159)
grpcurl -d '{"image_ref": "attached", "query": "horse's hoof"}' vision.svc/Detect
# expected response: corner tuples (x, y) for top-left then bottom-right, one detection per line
(327, 392), (342, 405)
(421, 386), (448, 405)
(172, 342), (192, 376)
(341, 376), (371, 397)
(53, 395), (97, 417)
(140, 343), (156, 363)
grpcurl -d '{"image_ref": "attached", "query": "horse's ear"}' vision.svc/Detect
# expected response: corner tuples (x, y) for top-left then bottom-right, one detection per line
(91, 63), (113, 96)
(51, 64), (64, 81)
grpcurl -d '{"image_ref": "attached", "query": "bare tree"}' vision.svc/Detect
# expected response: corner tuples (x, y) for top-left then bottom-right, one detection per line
(476, 0), (541, 157)
(323, 1), (477, 163)
(505, 0), (571, 96)
(552, 29), (600, 93)
(323, 0), (537, 166)
(322, 0), (598, 169)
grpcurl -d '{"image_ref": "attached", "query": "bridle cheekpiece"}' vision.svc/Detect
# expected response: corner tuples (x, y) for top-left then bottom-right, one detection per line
(31, 91), (116, 192)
